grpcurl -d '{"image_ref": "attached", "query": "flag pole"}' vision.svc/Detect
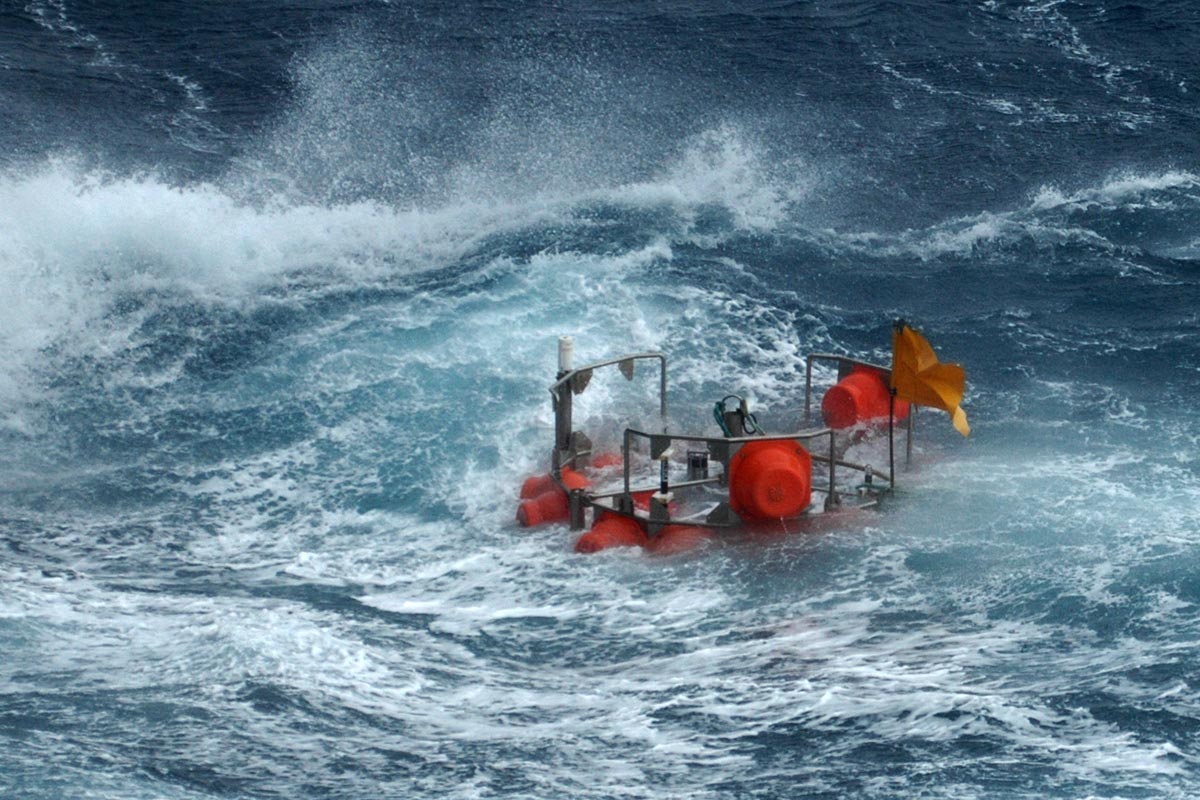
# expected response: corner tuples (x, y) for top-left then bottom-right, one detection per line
(888, 317), (904, 491)
(888, 388), (896, 490)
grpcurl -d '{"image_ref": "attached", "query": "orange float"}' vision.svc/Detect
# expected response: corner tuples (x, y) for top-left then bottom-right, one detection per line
(821, 367), (910, 429)
(728, 440), (812, 520)
(574, 513), (648, 553)
(519, 473), (556, 500)
(645, 525), (716, 556)
(516, 468), (591, 527)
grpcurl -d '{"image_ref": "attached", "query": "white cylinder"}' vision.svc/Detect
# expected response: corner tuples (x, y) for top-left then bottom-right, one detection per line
(558, 335), (574, 372)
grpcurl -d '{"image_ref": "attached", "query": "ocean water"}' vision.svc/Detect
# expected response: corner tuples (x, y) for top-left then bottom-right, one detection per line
(2, 1), (1199, 797)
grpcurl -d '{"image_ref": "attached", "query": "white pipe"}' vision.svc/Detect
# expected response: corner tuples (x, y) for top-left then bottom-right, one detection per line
(558, 335), (574, 373)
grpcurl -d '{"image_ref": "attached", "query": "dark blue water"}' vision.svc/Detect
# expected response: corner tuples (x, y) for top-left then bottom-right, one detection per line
(2, 1), (1199, 797)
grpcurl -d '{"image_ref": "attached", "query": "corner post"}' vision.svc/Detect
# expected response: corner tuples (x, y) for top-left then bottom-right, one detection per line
(553, 336), (574, 476)
(888, 389), (896, 490)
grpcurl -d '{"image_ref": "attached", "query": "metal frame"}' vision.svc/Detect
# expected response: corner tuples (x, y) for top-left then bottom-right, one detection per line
(548, 352), (667, 477)
(614, 427), (837, 527)
(541, 344), (914, 536)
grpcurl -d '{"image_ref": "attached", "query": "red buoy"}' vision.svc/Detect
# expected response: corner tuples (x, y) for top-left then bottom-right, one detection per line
(645, 525), (716, 556)
(728, 440), (812, 521)
(574, 514), (648, 553)
(519, 473), (556, 500)
(516, 469), (591, 527)
(821, 367), (910, 429)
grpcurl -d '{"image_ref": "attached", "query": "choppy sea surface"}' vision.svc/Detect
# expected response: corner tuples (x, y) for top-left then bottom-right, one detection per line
(2, 2), (1200, 797)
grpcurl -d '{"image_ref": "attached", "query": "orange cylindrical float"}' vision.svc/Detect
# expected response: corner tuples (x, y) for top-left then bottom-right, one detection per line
(520, 473), (557, 500)
(516, 468), (591, 527)
(821, 367), (910, 429)
(645, 525), (716, 556)
(574, 513), (648, 553)
(728, 440), (813, 520)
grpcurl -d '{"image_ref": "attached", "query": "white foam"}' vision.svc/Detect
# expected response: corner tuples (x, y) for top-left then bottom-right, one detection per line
(649, 123), (807, 232)
(0, 161), (462, 411)
(0, 124), (813, 427)
(1032, 170), (1200, 212)
(840, 169), (1200, 262)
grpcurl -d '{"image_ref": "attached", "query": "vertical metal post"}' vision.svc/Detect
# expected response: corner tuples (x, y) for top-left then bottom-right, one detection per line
(804, 356), (813, 424)
(648, 494), (671, 536)
(553, 336), (574, 477)
(553, 389), (572, 477)
(825, 430), (837, 510)
(622, 429), (632, 495)
(619, 428), (635, 515)
(888, 390), (896, 489)
(659, 358), (668, 431)
(906, 405), (915, 467)
(569, 489), (586, 531)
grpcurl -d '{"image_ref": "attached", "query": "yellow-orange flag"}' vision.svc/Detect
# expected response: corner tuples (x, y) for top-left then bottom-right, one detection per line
(890, 323), (970, 436)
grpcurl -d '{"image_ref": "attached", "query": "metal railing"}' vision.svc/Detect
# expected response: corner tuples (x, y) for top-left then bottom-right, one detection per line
(601, 426), (840, 528)
(548, 352), (667, 475)
(547, 347), (912, 532)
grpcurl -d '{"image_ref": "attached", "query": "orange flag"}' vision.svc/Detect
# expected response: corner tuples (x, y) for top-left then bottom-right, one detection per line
(890, 323), (970, 436)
